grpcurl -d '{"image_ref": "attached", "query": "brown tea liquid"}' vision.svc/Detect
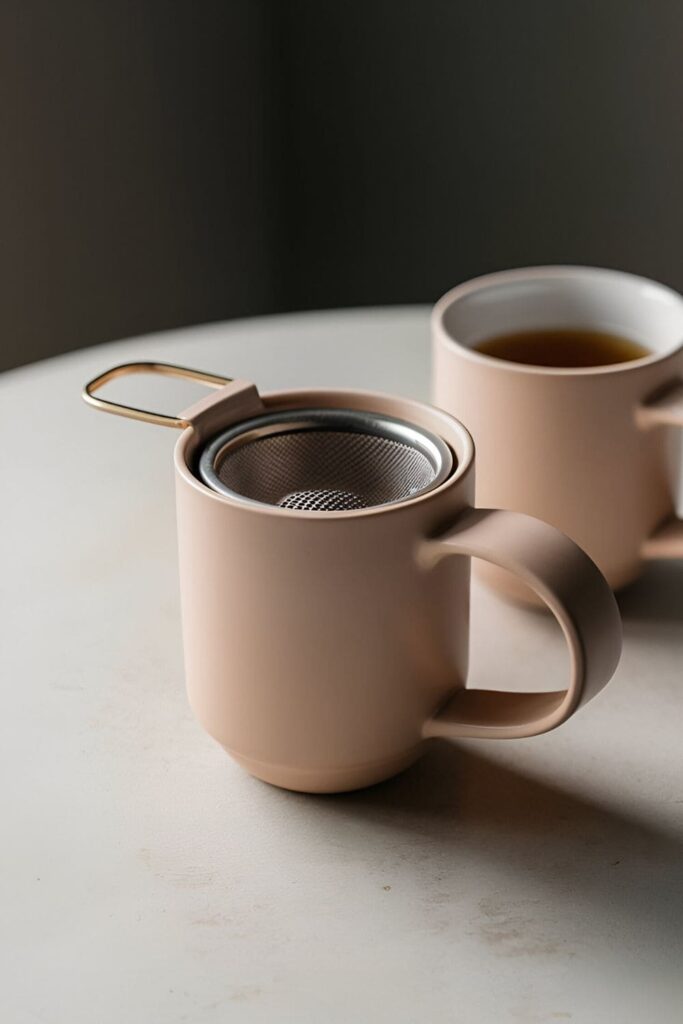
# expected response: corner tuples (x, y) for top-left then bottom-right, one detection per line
(474, 328), (651, 368)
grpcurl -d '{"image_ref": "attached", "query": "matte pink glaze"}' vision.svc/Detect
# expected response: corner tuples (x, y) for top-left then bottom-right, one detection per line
(433, 267), (683, 601)
(171, 383), (621, 792)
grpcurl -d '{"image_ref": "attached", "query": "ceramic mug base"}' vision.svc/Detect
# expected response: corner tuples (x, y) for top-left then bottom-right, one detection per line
(224, 744), (425, 794)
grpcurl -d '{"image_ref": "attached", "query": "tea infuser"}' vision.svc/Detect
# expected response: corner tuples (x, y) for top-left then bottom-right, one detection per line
(84, 362), (454, 512)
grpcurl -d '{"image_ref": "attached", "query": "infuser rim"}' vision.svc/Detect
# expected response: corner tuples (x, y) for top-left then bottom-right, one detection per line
(197, 407), (454, 511)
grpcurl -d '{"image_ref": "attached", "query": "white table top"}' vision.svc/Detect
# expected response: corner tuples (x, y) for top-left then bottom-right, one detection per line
(1, 308), (682, 1024)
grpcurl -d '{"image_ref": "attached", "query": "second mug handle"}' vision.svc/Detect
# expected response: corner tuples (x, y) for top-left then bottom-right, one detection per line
(637, 380), (683, 560)
(417, 509), (622, 741)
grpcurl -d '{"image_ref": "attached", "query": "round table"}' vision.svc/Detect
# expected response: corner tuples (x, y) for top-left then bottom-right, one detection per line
(1, 309), (682, 1023)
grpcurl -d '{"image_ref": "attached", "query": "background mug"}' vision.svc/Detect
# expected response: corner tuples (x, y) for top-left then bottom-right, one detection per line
(433, 266), (683, 601)
(84, 363), (621, 793)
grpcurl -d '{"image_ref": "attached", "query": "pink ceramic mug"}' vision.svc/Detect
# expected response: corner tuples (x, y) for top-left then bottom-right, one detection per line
(433, 266), (683, 601)
(84, 363), (621, 793)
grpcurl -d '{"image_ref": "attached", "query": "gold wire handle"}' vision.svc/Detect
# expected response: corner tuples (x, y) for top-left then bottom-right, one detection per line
(82, 361), (233, 429)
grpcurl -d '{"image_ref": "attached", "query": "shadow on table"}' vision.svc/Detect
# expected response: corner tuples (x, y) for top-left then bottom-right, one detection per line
(310, 743), (683, 963)
(617, 559), (683, 623)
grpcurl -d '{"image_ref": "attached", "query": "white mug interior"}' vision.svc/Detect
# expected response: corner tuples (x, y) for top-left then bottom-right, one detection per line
(437, 266), (683, 367)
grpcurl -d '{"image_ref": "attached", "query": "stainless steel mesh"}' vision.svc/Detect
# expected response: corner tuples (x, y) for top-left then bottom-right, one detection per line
(198, 409), (453, 512)
(278, 489), (367, 512)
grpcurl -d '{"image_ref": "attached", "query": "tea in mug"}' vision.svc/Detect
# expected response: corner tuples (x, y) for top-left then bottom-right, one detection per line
(474, 328), (651, 368)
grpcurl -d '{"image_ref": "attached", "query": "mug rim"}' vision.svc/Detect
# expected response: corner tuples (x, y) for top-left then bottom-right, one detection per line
(175, 386), (476, 520)
(433, 264), (683, 377)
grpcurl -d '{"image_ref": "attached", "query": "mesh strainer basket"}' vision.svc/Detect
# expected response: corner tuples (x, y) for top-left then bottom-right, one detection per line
(197, 409), (453, 511)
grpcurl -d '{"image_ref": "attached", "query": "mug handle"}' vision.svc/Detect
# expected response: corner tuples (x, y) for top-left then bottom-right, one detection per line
(417, 509), (622, 741)
(637, 380), (683, 560)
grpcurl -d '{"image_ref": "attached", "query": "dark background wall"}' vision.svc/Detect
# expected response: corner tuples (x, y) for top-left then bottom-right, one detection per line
(2, 0), (682, 371)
